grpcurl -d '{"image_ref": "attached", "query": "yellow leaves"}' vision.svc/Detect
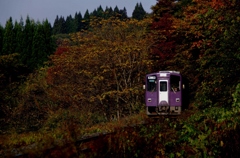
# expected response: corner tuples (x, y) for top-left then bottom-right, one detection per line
(45, 17), (151, 116)
(220, 140), (224, 147)
(0, 53), (20, 67)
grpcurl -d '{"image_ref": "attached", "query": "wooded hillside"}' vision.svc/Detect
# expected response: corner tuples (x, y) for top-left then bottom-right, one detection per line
(0, 0), (240, 157)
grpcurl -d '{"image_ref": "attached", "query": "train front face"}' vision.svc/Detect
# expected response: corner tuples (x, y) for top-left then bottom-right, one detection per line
(145, 71), (182, 116)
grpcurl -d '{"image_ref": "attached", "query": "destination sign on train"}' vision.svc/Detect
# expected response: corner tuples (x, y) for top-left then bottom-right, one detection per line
(148, 76), (156, 79)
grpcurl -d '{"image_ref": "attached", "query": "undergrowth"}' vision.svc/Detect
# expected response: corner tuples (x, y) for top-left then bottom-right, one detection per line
(1, 85), (240, 157)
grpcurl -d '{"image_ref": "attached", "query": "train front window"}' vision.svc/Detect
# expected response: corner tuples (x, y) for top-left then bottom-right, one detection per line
(170, 75), (180, 92)
(160, 81), (167, 91)
(147, 76), (157, 92)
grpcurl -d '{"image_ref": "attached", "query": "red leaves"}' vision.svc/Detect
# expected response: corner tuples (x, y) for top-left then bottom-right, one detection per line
(54, 47), (69, 56)
(211, 0), (225, 10)
(150, 13), (177, 70)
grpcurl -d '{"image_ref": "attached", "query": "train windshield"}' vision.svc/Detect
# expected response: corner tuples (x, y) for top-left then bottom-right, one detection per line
(170, 75), (181, 92)
(147, 76), (157, 92)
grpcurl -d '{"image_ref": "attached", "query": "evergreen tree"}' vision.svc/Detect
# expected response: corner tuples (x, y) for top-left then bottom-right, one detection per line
(97, 5), (104, 18)
(43, 19), (56, 57)
(83, 10), (90, 29)
(32, 21), (46, 69)
(91, 9), (98, 17)
(2, 17), (15, 55)
(119, 7), (128, 19)
(74, 12), (83, 31)
(53, 15), (60, 34)
(90, 6), (104, 18)
(14, 18), (24, 54)
(53, 15), (66, 34)
(132, 2), (147, 20)
(59, 16), (66, 33)
(31, 20), (55, 70)
(0, 25), (4, 55)
(22, 16), (35, 68)
(113, 6), (120, 16)
(65, 15), (75, 33)
(104, 6), (114, 19)
(84, 9), (90, 20)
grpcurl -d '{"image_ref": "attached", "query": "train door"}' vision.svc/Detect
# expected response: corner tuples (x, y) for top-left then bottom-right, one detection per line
(159, 80), (169, 105)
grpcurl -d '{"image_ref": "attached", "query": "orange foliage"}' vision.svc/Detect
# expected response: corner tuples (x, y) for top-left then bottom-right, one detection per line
(54, 47), (69, 56)
(211, 0), (225, 9)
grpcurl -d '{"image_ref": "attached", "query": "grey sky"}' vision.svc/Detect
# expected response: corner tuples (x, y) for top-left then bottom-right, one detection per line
(0, 0), (157, 26)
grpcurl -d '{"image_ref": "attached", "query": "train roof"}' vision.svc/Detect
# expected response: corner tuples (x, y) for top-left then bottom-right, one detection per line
(159, 70), (180, 74)
(146, 71), (181, 78)
(147, 71), (180, 75)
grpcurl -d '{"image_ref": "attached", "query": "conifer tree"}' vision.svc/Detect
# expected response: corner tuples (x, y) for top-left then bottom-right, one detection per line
(83, 10), (90, 29)
(74, 12), (83, 31)
(22, 16), (35, 68)
(53, 15), (66, 34)
(91, 9), (98, 17)
(132, 2), (147, 20)
(113, 6), (120, 16)
(119, 7), (128, 19)
(65, 15), (75, 33)
(31, 20), (55, 70)
(31, 21), (46, 69)
(14, 18), (24, 54)
(0, 25), (4, 55)
(97, 5), (104, 18)
(59, 16), (66, 34)
(53, 15), (60, 34)
(43, 19), (55, 57)
(2, 17), (15, 55)
(104, 6), (114, 19)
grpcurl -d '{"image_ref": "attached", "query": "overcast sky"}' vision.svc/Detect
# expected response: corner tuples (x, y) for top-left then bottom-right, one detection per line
(0, 0), (157, 26)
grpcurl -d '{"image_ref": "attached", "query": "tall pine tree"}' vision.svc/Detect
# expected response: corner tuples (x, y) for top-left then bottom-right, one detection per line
(32, 21), (46, 69)
(43, 19), (56, 58)
(132, 2), (147, 20)
(104, 6), (114, 19)
(97, 5), (104, 18)
(53, 15), (66, 34)
(119, 7), (128, 19)
(65, 15), (76, 33)
(31, 20), (55, 70)
(83, 10), (90, 29)
(113, 6), (120, 16)
(14, 18), (24, 54)
(22, 16), (35, 68)
(53, 15), (60, 34)
(59, 16), (66, 34)
(0, 25), (4, 55)
(2, 17), (15, 55)
(74, 12), (83, 32)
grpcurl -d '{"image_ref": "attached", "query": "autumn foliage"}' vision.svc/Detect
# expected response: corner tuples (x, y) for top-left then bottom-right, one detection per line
(45, 17), (152, 121)
(1, 0), (240, 157)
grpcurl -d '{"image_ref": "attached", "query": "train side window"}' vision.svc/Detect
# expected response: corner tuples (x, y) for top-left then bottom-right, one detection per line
(147, 76), (157, 92)
(160, 81), (167, 91)
(170, 75), (180, 92)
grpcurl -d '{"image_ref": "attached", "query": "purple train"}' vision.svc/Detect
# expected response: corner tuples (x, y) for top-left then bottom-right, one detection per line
(144, 71), (185, 116)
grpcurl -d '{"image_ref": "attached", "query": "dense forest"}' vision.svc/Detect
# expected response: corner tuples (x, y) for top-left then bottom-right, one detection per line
(52, 3), (147, 34)
(1, 0), (240, 157)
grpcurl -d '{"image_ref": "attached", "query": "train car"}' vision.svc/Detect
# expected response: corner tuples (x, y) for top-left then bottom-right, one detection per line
(144, 71), (184, 116)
